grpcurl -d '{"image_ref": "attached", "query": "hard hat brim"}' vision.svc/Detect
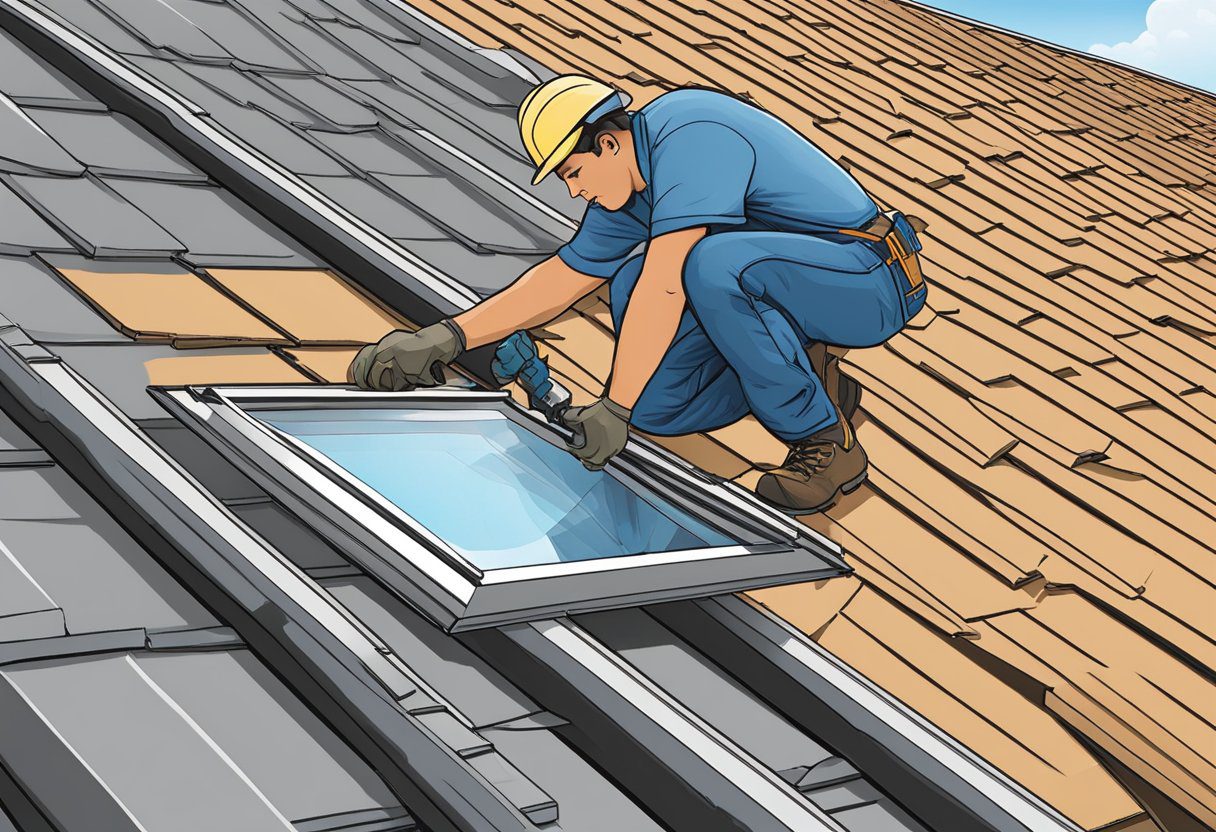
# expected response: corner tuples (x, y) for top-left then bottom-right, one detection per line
(531, 126), (582, 186)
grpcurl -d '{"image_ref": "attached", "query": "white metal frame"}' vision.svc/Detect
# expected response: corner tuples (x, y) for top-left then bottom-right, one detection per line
(155, 385), (847, 631)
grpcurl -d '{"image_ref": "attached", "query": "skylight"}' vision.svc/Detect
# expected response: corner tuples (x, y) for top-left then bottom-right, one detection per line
(158, 386), (847, 631)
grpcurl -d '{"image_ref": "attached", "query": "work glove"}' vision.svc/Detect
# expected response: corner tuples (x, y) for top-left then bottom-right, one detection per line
(347, 320), (465, 391)
(563, 396), (631, 471)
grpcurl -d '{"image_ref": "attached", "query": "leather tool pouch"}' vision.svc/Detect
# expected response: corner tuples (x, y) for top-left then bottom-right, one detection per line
(882, 210), (927, 299)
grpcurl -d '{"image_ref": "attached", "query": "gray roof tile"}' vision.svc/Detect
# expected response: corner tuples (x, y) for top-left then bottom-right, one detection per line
(831, 800), (929, 832)
(310, 0), (421, 42)
(95, 0), (233, 62)
(135, 649), (401, 822)
(0, 255), (129, 343)
(305, 129), (433, 175)
(0, 466), (87, 521)
(0, 29), (100, 108)
(258, 73), (378, 129)
(0, 544), (65, 643)
(806, 778), (884, 813)
(0, 179), (78, 256)
(256, 14), (382, 81)
(0, 511), (219, 636)
(323, 577), (539, 728)
(0, 650), (381, 830)
(414, 711), (493, 758)
(0, 94), (85, 176)
(3, 174), (185, 258)
(34, 0), (159, 57)
(302, 175), (448, 239)
(153, 0), (310, 72)
(100, 178), (320, 263)
(198, 107), (349, 175)
(24, 108), (206, 182)
(374, 173), (563, 254)
(482, 726), (666, 832)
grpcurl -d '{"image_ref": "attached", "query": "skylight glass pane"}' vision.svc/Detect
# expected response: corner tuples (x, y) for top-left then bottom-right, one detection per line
(254, 408), (740, 570)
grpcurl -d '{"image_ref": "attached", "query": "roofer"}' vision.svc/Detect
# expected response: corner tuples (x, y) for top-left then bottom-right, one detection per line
(350, 75), (929, 514)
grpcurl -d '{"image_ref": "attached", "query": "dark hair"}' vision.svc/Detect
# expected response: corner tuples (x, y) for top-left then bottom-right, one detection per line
(571, 108), (631, 156)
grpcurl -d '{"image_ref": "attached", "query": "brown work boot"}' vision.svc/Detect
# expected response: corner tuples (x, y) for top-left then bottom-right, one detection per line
(805, 343), (861, 422)
(755, 415), (868, 515)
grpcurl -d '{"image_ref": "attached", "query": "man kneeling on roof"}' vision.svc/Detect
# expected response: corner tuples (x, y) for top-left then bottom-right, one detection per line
(350, 74), (929, 515)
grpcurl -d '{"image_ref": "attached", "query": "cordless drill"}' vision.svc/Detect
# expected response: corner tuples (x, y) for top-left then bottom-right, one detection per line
(492, 332), (580, 444)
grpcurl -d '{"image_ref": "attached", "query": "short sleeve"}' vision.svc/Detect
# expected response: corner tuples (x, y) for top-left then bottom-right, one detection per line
(648, 122), (755, 237)
(556, 201), (648, 279)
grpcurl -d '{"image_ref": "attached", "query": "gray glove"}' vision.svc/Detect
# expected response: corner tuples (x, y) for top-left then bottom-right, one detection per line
(563, 397), (631, 471)
(347, 320), (465, 391)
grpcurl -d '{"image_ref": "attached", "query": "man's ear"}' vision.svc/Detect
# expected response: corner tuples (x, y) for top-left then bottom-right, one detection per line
(599, 132), (619, 156)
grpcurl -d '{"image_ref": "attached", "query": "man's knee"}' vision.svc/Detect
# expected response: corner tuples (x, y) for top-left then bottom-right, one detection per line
(682, 234), (753, 304)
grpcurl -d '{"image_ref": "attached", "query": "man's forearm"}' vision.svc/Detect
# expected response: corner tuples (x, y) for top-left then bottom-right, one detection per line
(453, 255), (604, 350)
(607, 227), (707, 409)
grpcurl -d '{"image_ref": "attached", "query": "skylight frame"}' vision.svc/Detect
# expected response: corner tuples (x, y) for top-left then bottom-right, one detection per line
(156, 385), (848, 631)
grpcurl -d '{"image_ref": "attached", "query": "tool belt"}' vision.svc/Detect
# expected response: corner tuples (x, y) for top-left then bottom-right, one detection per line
(838, 210), (926, 298)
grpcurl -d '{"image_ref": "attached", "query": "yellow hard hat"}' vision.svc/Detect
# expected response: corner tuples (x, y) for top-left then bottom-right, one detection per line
(517, 74), (633, 186)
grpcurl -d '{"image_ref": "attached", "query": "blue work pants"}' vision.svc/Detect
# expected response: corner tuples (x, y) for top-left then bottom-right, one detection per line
(610, 230), (927, 440)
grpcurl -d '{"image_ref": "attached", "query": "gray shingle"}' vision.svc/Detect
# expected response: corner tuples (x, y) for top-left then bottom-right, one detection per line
(0, 543), (65, 643)
(831, 800), (929, 832)
(575, 608), (836, 774)
(375, 173), (563, 254)
(322, 577), (539, 728)
(3, 174), (185, 258)
(313, 0), (421, 42)
(25, 108), (205, 181)
(229, 500), (351, 571)
(302, 175), (448, 239)
(135, 649), (401, 823)
(1, 652), (300, 831)
(414, 710), (493, 758)
(199, 108), (349, 175)
(796, 756), (862, 790)
(0, 255), (128, 343)
(0, 179), (76, 256)
(95, 0), (233, 61)
(258, 74), (378, 129)
(260, 14), (382, 81)
(806, 778), (883, 813)
(31, 0), (158, 57)
(0, 466), (82, 521)
(0, 94), (84, 176)
(0, 512), (219, 636)
(305, 129), (433, 175)
(482, 727), (665, 832)
(100, 178), (319, 264)
(0, 29), (101, 109)
(154, 0), (310, 71)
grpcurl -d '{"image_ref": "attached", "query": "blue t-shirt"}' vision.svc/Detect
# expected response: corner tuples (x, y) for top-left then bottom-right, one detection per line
(557, 88), (879, 279)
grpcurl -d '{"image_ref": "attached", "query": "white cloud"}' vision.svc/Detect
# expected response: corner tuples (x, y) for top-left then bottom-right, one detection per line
(1088, 0), (1216, 92)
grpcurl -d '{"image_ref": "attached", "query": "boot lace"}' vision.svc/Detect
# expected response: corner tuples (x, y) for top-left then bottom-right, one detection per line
(784, 440), (835, 477)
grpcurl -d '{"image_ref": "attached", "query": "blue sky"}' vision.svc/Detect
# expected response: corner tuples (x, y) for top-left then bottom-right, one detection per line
(919, 0), (1216, 91)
